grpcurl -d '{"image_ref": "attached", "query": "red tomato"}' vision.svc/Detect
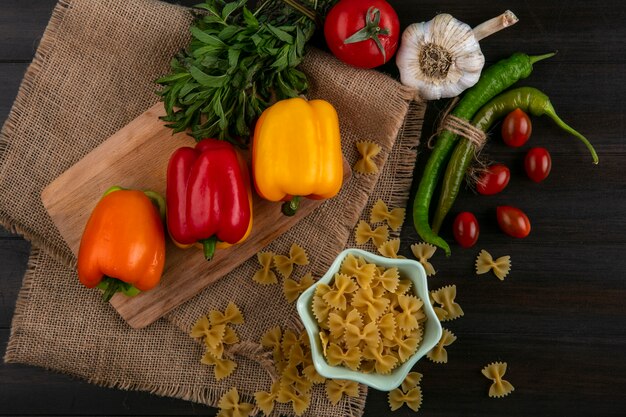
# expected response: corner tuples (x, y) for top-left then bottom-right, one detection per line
(453, 212), (479, 248)
(324, 0), (400, 69)
(476, 164), (511, 195)
(525, 147), (552, 183)
(501, 108), (532, 147)
(496, 206), (531, 238)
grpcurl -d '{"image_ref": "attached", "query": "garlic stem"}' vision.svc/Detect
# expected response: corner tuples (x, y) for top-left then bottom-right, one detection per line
(472, 10), (519, 41)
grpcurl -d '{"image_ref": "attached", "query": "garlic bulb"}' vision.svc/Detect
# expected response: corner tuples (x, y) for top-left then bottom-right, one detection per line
(396, 11), (518, 100)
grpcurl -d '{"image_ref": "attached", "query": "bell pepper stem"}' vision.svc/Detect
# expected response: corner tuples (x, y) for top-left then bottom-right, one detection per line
(97, 276), (141, 302)
(97, 276), (136, 301)
(103, 186), (124, 196)
(282, 196), (301, 216)
(202, 236), (218, 261)
(101, 279), (119, 302)
(143, 190), (167, 220)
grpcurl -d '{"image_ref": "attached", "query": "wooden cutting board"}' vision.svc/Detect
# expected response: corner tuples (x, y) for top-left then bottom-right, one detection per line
(42, 103), (351, 329)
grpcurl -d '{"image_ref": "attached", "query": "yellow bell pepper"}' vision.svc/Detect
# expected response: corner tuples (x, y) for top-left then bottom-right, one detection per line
(252, 97), (343, 216)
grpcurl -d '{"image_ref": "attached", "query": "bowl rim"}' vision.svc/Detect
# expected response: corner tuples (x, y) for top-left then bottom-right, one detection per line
(296, 248), (443, 391)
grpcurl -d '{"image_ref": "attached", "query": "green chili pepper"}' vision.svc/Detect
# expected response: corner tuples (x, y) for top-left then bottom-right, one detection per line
(430, 86), (598, 234)
(412, 52), (555, 256)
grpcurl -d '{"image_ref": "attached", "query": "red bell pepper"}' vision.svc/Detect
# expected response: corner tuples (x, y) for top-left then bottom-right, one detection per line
(166, 138), (253, 260)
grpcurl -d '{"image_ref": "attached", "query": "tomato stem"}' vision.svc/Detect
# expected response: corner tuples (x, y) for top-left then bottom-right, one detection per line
(343, 7), (390, 63)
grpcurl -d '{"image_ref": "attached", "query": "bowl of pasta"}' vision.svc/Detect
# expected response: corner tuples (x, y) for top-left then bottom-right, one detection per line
(296, 248), (443, 391)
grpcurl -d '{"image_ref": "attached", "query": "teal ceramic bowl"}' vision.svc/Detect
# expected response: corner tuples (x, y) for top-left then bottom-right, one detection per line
(296, 248), (442, 391)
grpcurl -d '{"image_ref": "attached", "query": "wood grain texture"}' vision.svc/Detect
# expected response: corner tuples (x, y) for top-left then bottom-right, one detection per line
(42, 102), (350, 329)
(2, 0), (626, 416)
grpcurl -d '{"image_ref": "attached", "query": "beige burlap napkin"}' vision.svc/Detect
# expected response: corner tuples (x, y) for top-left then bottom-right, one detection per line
(1, 0), (425, 415)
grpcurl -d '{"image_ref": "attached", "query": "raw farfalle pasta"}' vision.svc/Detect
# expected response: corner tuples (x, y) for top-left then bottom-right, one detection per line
(354, 140), (382, 174)
(341, 254), (377, 288)
(388, 371), (424, 412)
(319, 331), (329, 356)
(281, 329), (299, 358)
(312, 293), (332, 328)
(222, 326), (240, 345)
(192, 302), (245, 381)
(401, 371), (423, 392)
(303, 361), (326, 384)
(475, 249), (511, 281)
(395, 294), (425, 331)
(202, 351), (237, 381)
(482, 362), (515, 398)
(410, 242), (437, 276)
(355, 220), (389, 247)
(352, 287), (390, 320)
(394, 333), (420, 362)
(431, 285), (464, 322)
(273, 243), (309, 279)
(278, 387), (311, 416)
(328, 308), (362, 340)
(209, 302), (245, 326)
(388, 386), (423, 412)
(257, 326), (325, 416)
(345, 321), (379, 350)
(370, 199), (406, 232)
(372, 267), (400, 292)
(377, 313), (396, 340)
(283, 272), (316, 303)
(260, 326), (282, 351)
(217, 387), (254, 417)
(325, 379), (361, 405)
(253, 381), (280, 415)
(252, 251), (278, 285)
(395, 279), (413, 295)
(326, 343), (362, 370)
(323, 273), (358, 310)
(190, 315), (211, 339)
(313, 255), (427, 375)
(377, 238), (405, 259)
(363, 343), (398, 374)
(427, 328), (457, 364)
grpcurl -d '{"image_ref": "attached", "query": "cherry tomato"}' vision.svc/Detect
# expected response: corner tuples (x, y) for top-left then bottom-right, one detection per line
(525, 147), (552, 183)
(476, 164), (511, 195)
(501, 108), (532, 147)
(496, 206), (531, 238)
(453, 212), (479, 248)
(324, 0), (400, 69)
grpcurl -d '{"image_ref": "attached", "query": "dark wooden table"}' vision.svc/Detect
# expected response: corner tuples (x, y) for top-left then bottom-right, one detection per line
(2, 1), (625, 416)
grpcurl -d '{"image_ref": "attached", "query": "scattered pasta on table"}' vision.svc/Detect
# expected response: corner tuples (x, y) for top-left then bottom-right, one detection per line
(355, 220), (389, 247)
(482, 362), (515, 398)
(252, 251), (278, 285)
(370, 199), (406, 231)
(377, 238), (405, 259)
(426, 328), (457, 364)
(430, 285), (464, 322)
(475, 249), (511, 280)
(354, 140), (382, 175)
(273, 243), (309, 279)
(216, 387), (254, 417)
(283, 272), (315, 303)
(191, 302), (245, 381)
(410, 242), (437, 276)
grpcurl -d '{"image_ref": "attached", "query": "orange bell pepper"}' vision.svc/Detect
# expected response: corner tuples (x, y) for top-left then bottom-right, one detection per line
(77, 186), (166, 302)
(252, 97), (343, 216)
